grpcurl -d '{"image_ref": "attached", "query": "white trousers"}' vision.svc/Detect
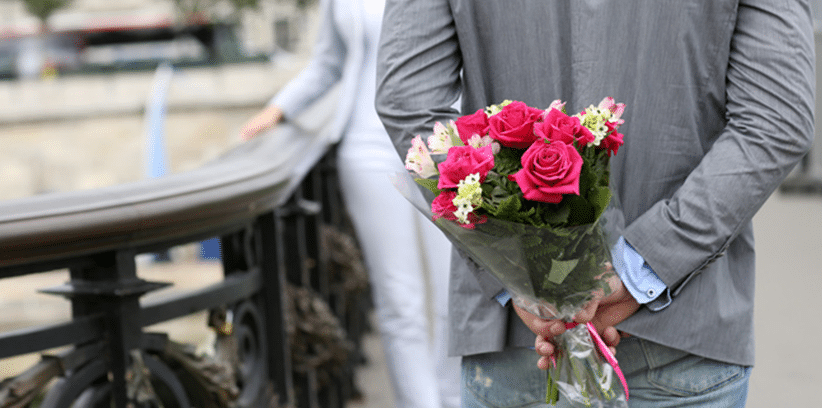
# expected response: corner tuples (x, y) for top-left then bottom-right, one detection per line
(337, 153), (461, 408)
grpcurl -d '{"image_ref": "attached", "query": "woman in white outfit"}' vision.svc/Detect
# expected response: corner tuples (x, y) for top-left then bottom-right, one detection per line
(239, 0), (460, 407)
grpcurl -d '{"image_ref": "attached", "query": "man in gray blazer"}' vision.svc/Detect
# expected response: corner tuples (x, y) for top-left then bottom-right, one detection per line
(376, 0), (815, 406)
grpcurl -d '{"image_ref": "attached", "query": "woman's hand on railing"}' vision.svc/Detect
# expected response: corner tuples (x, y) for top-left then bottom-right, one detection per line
(240, 105), (285, 140)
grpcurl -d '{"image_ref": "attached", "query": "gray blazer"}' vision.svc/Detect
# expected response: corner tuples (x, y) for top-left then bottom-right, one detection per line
(375, 0), (815, 366)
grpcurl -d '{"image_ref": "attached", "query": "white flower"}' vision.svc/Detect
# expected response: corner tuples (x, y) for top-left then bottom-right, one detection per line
(485, 100), (514, 116)
(428, 121), (457, 154)
(575, 99), (624, 147)
(453, 196), (475, 224)
(597, 97), (626, 127)
(547, 99), (567, 113)
(405, 135), (438, 178)
(466, 134), (501, 155)
(451, 173), (483, 223)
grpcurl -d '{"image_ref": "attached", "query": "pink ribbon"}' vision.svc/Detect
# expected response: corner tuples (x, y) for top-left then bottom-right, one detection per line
(555, 322), (630, 400)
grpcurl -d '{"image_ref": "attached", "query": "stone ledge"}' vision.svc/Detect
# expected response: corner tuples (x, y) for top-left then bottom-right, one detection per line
(0, 57), (308, 126)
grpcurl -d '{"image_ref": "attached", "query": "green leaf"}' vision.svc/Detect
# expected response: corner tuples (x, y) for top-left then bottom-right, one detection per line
(565, 194), (595, 226)
(414, 178), (441, 195)
(547, 258), (579, 285)
(495, 194), (521, 215)
(450, 131), (464, 147)
(588, 186), (612, 221)
(493, 148), (523, 175)
(539, 201), (571, 225)
(546, 368), (560, 405)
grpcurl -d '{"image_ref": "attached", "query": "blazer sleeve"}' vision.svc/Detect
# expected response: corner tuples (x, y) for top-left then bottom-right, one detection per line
(624, 0), (815, 293)
(271, 0), (346, 120)
(376, 0), (509, 300)
(375, 0), (463, 159)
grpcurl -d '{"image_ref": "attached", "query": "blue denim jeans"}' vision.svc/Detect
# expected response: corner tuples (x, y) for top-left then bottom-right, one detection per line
(461, 337), (752, 407)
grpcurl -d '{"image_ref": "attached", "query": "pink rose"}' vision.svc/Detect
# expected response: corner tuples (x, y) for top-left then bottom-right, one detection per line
(431, 190), (459, 222)
(488, 101), (545, 149)
(509, 140), (583, 203)
(455, 109), (490, 144)
(598, 122), (624, 156)
(534, 108), (595, 147)
(437, 145), (495, 189)
(431, 190), (486, 229)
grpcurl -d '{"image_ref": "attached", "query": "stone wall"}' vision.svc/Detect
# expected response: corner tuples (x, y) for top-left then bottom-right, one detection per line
(0, 61), (305, 201)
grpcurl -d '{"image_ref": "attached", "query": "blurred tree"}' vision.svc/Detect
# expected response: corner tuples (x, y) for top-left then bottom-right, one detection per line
(20, 0), (71, 26)
(171, 0), (212, 20)
(279, 0), (317, 10)
(223, 0), (262, 20)
(228, 0), (260, 10)
(172, 0), (264, 23)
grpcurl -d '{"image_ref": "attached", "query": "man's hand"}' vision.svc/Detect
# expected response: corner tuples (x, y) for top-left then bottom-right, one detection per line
(590, 278), (641, 333)
(515, 304), (626, 370)
(575, 269), (642, 332)
(514, 275), (640, 370)
(239, 105), (284, 140)
(512, 304), (568, 370)
(513, 304), (568, 339)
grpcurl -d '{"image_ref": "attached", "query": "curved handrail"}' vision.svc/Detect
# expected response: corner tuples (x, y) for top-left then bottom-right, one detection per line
(0, 123), (336, 272)
(0, 86), (371, 407)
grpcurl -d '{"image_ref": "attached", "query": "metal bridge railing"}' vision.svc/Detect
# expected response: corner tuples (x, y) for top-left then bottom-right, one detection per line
(0, 118), (372, 408)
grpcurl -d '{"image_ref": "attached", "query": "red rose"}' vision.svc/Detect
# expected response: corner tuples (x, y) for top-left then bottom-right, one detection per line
(598, 122), (624, 156)
(437, 145), (495, 189)
(534, 108), (596, 147)
(431, 190), (486, 229)
(509, 140), (583, 203)
(488, 101), (545, 149)
(431, 190), (459, 222)
(455, 108), (490, 144)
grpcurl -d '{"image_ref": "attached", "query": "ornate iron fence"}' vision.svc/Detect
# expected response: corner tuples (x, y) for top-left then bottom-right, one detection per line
(0, 123), (371, 408)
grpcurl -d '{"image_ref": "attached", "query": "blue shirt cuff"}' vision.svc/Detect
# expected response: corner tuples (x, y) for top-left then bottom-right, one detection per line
(612, 236), (671, 311)
(494, 290), (512, 306)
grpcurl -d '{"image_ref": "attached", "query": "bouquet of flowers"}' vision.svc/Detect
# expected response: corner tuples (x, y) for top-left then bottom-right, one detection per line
(399, 98), (629, 407)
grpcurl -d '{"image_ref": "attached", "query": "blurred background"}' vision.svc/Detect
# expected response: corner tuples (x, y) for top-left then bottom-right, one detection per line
(0, 1), (820, 408)
(0, 0), (319, 200)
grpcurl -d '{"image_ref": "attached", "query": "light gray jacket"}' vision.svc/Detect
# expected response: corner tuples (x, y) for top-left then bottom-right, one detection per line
(272, 0), (365, 143)
(375, 0), (815, 366)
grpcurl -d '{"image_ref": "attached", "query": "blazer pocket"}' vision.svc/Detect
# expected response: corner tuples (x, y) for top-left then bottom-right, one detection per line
(647, 355), (746, 397)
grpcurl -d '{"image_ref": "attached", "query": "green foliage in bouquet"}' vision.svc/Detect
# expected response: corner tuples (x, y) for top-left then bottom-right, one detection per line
(481, 143), (612, 228)
(471, 142), (615, 310)
(418, 147), (615, 312)
(406, 97), (626, 315)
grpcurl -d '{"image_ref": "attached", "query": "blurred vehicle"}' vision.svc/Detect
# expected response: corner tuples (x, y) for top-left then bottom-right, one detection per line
(0, 12), (259, 80)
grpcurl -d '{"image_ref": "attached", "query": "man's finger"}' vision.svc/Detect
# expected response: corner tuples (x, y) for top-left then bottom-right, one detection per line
(573, 297), (600, 323)
(513, 304), (567, 338)
(537, 355), (553, 370)
(601, 326), (621, 348)
(535, 336), (555, 357)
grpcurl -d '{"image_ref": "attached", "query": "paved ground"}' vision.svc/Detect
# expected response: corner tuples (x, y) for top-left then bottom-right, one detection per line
(745, 191), (822, 408)
(1, 190), (820, 407)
